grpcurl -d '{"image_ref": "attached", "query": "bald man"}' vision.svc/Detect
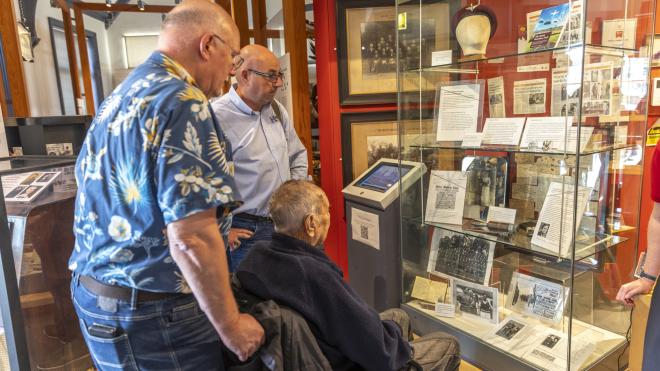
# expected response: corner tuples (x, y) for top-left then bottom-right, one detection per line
(211, 45), (308, 272)
(69, 1), (264, 369)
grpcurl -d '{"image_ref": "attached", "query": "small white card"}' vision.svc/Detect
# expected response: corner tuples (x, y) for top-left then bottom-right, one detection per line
(486, 206), (517, 224)
(461, 133), (483, 147)
(431, 50), (453, 66)
(435, 302), (456, 318)
(482, 118), (526, 146)
(517, 63), (550, 72)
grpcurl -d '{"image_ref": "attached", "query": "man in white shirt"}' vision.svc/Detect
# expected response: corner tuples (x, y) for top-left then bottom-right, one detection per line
(211, 44), (308, 271)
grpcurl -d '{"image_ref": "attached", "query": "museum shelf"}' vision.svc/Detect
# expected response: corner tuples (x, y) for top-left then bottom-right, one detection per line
(396, 0), (652, 369)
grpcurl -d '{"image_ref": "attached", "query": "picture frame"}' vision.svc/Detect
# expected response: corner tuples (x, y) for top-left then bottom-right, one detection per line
(340, 111), (433, 186)
(336, 0), (452, 105)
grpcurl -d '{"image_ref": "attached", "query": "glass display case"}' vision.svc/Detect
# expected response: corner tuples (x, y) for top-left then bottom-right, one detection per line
(396, 0), (654, 369)
(0, 156), (91, 370)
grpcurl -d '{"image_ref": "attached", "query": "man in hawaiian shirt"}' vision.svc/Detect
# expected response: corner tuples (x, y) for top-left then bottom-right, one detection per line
(68, 1), (264, 369)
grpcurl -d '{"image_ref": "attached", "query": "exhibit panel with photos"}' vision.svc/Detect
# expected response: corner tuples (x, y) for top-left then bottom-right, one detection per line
(397, 0), (653, 370)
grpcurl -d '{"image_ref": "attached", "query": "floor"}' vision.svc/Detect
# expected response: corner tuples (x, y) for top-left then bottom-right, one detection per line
(460, 360), (483, 371)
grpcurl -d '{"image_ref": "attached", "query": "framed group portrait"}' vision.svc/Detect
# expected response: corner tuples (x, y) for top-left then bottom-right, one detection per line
(340, 111), (433, 186)
(336, 0), (452, 105)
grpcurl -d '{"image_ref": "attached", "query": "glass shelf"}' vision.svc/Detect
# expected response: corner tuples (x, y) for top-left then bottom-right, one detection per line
(0, 156), (77, 176)
(403, 43), (640, 73)
(408, 142), (638, 156)
(403, 216), (629, 264)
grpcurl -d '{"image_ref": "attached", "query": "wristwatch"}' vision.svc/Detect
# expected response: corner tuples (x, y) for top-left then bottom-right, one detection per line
(640, 269), (658, 282)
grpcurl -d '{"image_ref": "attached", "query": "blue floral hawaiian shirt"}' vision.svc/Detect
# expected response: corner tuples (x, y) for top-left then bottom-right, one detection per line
(69, 52), (240, 293)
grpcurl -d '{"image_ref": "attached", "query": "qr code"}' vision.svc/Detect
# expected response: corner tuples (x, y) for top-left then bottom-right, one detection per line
(360, 225), (369, 239)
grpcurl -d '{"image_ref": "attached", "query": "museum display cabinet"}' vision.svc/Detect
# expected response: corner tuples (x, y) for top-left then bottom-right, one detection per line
(396, 0), (654, 369)
(0, 156), (91, 370)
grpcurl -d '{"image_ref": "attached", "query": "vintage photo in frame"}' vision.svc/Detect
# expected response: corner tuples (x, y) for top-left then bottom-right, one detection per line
(505, 271), (569, 324)
(340, 111), (433, 186)
(427, 228), (495, 286)
(452, 278), (499, 324)
(337, 0), (451, 104)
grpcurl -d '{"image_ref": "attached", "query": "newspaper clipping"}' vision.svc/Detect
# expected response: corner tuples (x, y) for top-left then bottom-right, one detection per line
(425, 170), (467, 225)
(487, 76), (506, 118)
(513, 78), (547, 115)
(506, 272), (569, 324)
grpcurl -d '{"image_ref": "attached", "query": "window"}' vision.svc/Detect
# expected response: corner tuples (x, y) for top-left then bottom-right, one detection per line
(48, 18), (104, 115)
(123, 35), (158, 69)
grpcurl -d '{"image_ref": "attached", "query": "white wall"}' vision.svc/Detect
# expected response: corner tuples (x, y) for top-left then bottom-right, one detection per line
(16, 0), (112, 116)
(106, 12), (162, 73)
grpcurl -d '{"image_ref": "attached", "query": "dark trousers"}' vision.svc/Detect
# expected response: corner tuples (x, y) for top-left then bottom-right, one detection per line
(643, 285), (660, 370)
(228, 215), (274, 272)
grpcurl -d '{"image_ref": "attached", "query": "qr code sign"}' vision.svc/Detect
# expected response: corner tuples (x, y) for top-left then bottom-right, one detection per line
(360, 225), (369, 239)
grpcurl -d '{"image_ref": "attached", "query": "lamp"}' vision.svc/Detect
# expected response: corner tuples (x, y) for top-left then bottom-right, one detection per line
(137, 0), (145, 11)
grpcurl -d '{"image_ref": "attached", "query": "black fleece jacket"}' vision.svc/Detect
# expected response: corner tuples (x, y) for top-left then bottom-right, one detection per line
(235, 233), (411, 371)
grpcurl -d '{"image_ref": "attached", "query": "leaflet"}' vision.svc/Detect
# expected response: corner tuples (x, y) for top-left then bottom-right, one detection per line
(425, 171), (467, 225)
(531, 182), (592, 256)
(482, 118), (526, 146)
(436, 83), (481, 141)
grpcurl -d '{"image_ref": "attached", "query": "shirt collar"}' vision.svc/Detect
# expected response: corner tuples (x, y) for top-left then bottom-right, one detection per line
(149, 51), (198, 88)
(228, 84), (265, 116)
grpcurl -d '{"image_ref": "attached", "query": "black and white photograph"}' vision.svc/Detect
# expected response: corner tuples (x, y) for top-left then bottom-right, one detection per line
(366, 135), (398, 169)
(506, 272), (569, 323)
(551, 63), (614, 117)
(452, 279), (499, 324)
(5, 186), (26, 199)
(528, 93), (544, 105)
(427, 229), (495, 286)
(20, 172), (42, 185)
(495, 319), (525, 340)
(16, 185), (42, 200)
(537, 222), (550, 237)
(463, 156), (508, 221)
(36, 172), (58, 183)
(541, 334), (561, 349)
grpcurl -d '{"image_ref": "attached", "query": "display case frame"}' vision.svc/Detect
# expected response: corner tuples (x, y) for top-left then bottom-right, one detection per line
(0, 156), (79, 370)
(396, 0), (655, 369)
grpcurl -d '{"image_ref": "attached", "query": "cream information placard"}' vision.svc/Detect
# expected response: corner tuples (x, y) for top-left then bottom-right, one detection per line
(482, 118), (526, 146)
(351, 208), (380, 250)
(436, 83), (480, 141)
(410, 276), (449, 303)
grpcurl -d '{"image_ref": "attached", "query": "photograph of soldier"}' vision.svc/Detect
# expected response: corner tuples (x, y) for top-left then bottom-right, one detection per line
(455, 283), (495, 321)
(495, 319), (525, 340)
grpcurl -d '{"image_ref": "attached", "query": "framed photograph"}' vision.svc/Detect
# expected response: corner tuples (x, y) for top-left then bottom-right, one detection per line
(452, 278), (499, 324)
(336, 0), (451, 104)
(427, 229), (495, 286)
(505, 271), (569, 324)
(340, 111), (433, 186)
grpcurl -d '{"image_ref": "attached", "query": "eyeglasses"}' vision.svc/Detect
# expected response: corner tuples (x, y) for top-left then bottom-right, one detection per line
(210, 34), (241, 62)
(247, 68), (284, 83)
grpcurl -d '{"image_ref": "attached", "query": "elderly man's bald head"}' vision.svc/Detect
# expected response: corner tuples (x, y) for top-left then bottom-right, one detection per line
(238, 44), (279, 70)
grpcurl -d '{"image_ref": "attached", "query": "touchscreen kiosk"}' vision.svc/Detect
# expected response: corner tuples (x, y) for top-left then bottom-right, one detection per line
(343, 159), (424, 210)
(343, 159), (425, 311)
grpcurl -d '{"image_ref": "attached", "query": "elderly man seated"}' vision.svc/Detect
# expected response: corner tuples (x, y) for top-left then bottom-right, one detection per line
(235, 180), (460, 371)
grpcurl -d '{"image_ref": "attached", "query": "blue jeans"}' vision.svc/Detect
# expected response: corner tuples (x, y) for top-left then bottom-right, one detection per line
(229, 215), (274, 272)
(71, 274), (225, 370)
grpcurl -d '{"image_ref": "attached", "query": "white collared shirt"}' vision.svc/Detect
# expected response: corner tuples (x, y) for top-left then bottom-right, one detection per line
(211, 85), (308, 216)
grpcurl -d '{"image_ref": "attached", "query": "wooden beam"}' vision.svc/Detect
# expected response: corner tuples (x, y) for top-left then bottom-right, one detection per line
(74, 7), (95, 116)
(231, 0), (250, 47)
(73, 1), (173, 13)
(62, 8), (82, 115)
(0, 0), (30, 117)
(215, 0), (231, 13)
(247, 29), (281, 39)
(282, 0), (312, 171)
(53, 0), (70, 11)
(251, 0), (267, 46)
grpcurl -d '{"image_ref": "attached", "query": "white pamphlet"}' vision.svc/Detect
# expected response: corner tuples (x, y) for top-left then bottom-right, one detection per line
(513, 78), (547, 115)
(486, 206), (517, 224)
(453, 278), (499, 324)
(602, 18), (638, 49)
(487, 76), (505, 118)
(521, 329), (594, 371)
(435, 302), (456, 318)
(425, 171), (467, 225)
(531, 182), (592, 256)
(506, 272), (569, 324)
(350, 208), (380, 250)
(461, 133), (483, 148)
(481, 118), (526, 146)
(436, 83), (481, 141)
(484, 315), (533, 353)
(520, 116), (591, 152)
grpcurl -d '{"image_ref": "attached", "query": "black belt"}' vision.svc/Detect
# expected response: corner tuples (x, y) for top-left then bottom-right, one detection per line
(235, 213), (273, 223)
(80, 275), (189, 302)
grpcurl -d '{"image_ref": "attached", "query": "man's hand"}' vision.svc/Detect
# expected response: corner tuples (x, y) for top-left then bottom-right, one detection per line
(616, 278), (655, 305)
(228, 228), (254, 250)
(219, 313), (265, 361)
